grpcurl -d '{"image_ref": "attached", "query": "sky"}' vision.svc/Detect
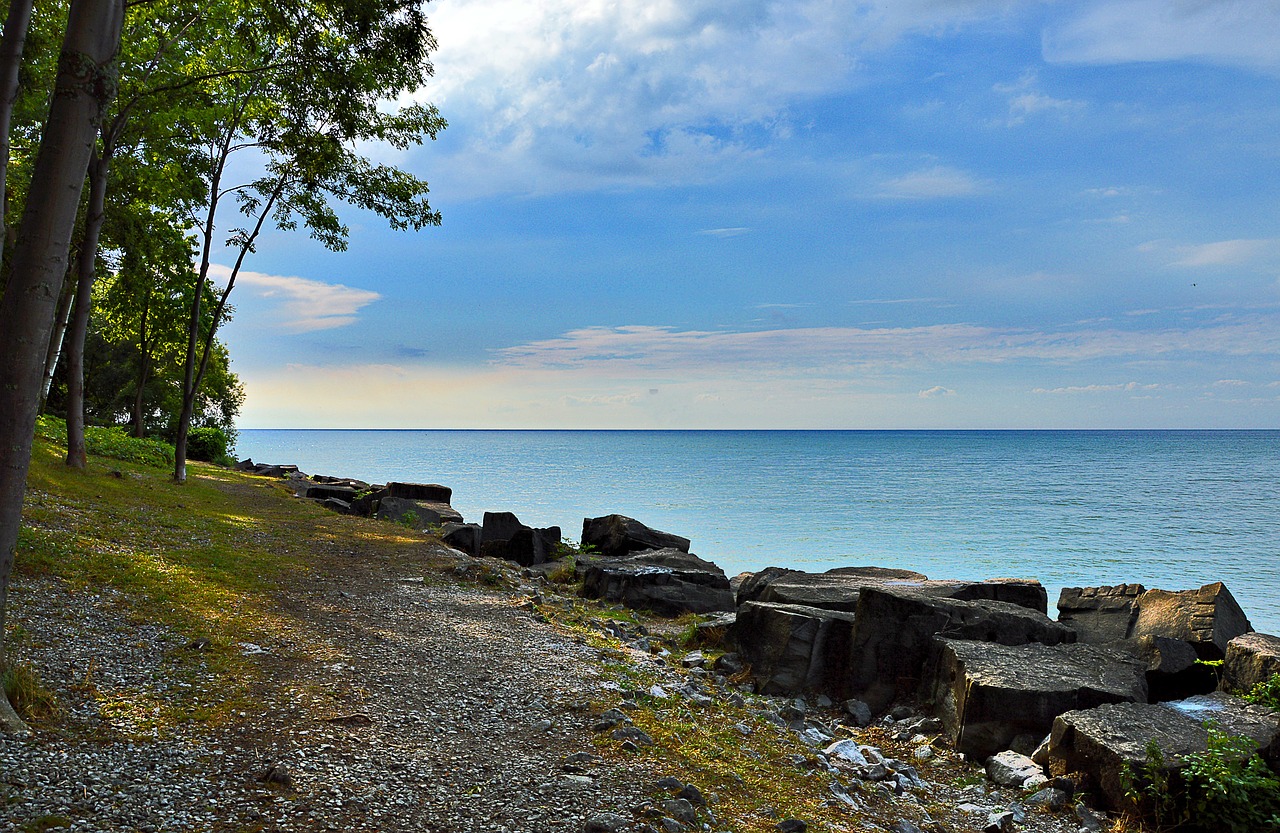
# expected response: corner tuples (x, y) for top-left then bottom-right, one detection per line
(218, 0), (1280, 429)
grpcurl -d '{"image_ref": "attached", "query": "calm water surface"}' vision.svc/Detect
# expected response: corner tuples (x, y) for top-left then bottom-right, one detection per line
(237, 430), (1280, 633)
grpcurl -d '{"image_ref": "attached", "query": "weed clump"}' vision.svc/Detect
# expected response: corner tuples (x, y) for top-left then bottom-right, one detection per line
(1, 662), (59, 722)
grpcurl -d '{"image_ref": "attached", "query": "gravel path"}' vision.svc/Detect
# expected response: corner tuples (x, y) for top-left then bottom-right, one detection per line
(1, 559), (656, 832)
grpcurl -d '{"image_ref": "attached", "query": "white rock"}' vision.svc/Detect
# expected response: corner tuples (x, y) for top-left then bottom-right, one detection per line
(986, 749), (1048, 789)
(824, 739), (869, 765)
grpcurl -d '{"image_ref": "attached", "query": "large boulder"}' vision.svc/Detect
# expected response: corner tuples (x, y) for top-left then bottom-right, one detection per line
(846, 588), (1076, 712)
(1046, 692), (1280, 810)
(386, 482), (452, 503)
(926, 639), (1147, 759)
(301, 483), (359, 502)
(480, 511), (561, 566)
(581, 515), (691, 557)
(732, 602), (860, 696)
(349, 486), (387, 517)
(1222, 632), (1280, 694)
(1127, 635), (1218, 703)
(1058, 582), (1251, 660)
(1131, 582), (1252, 660)
(441, 522), (482, 557)
(750, 567), (1046, 614)
(1056, 584), (1145, 643)
(377, 496), (463, 528)
(578, 548), (733, 617)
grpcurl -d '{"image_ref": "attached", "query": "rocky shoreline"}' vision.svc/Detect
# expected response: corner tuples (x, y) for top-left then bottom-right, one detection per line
(246, 458), (1280, 829)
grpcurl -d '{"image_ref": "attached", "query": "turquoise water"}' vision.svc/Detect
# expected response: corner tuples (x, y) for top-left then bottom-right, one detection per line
(237, 430), (1280, 634)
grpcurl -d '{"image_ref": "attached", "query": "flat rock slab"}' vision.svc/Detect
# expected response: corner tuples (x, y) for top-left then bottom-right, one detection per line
(927, 639), (1147, 759)
(1047, 692), (1280, 810)
(848, 588), (1075, 712)
(385, 482), (452, 503)
(377, 497), (463, 528)
(732, 602), (860, 696)
(580, 515), (690, 557)
(579, 548), (732, 616)
(1223, 632), (1280, 694)
(740, 567), (1046, 614)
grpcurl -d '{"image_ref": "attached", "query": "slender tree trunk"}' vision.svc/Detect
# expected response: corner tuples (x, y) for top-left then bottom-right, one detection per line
(0, 0), (123, 734)
(64, 149), (110, 469)
(38, 273), (77, 411)
(0, 0), (35, 261)
(130, 289), (151, 437)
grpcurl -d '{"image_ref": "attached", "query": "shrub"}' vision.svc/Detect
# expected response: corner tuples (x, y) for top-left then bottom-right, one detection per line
(1244, 673), (1280, 711)
(1122, 725), (1280, 833)
(1, 662), (59, 722)
(186, 426), (231, 464)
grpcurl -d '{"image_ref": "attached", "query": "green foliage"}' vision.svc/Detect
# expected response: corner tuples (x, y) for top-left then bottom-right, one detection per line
(1244, 673), (1280, 711)
(1, 662), (59, 722)
(185, 426), (232, 465)
(1121, 726), (1280, 833)
(34, 416), (174, 467)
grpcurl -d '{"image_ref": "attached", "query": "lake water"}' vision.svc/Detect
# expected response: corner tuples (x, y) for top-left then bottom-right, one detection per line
(236, 429), (1280, 634)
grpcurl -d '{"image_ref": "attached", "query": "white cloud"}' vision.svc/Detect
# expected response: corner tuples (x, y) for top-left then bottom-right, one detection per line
(1212, 378), (1250, 387)
(994, 71), (1085, 125)
(1170, 239), (1275, 268)
(1032, 381), (1162, 394)
(877, 166), (988, 199)
(918, 385), (955, 398)
(214, 265), (382, 332)
(494, 317), (1280, 375)
(1042, 0), (1280, 71)
(699, 227), (751, 237)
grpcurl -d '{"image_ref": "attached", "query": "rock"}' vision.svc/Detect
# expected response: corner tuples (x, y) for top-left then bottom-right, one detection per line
(984, 810), (1014, 833)
(1223, 632), (1280, 694)
(690, 612), (736, 647)
(774, 821), (807, 833)
(660, 798), (697, 824)
(1132, 582), (1251, 660)
(737, 566), (1046, 614)
(734, 566), (800, 604)
(926, 639), (1146, 759)
(731, 602), (858, 696)
(1024, 787), (1069, 810)
(1074, 803), (1104, 832)
(581, 514), (691, 557)
(1057, 584), (1145, 643)
(302, 483), (359, 502)
(579, 548), (733, 617)
(677, 784), (706, 806)
(847, 587), (1076, 712)
(824, 739), (869, 766)
(985, 750), (1047, 788)
(349, 486), (386, 517)
(584, 813), (630, 833)
(385, 482), (452, 503)
(611, 726), (654, 746)
(377, 496), (463, 528)
(440, 523), (482, 557)
(234, 458), (255, 471)
(479, 512), (562, 566)
(319, 497), (352, 515)
(1127, 635), (1218, 702)
(1046, 691), (1280, 810)
(843, 698), (873, 727)
(890, 822), (924, 833)
(1059, 582), (1252, 660)
(258, 763), (292, 788)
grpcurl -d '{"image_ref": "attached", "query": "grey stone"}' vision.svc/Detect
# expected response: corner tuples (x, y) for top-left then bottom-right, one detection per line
(1057, 584), (1144, 643)
(843, 698), (873, 727)
(1126, 634), (1218, 702)
(302, 483), (359, 502)
(731, 602), (858, 696)
(984, 811), (1014, 833)
(581, 514), (691, 557)
(1222, 631), (1280, 694)
(579, 548), (733, 617)
(611, 726), (655, 746)
(385, 482), (452, 503)
(847, 587), (1076, 712)
(660, 798), (697, 824)
(1132, 582), (1252, 660)
(985, 750), (1047, 789)
(319, 497), (352, 514)
(774, 821), (807, 833)
(1024, 787), (1069, 810)
(1047, 691), (1280, 810)
(377, 496), (462, 528)
(584, 813), (630, 833)
(926, 639), (1146, 759)
(440, 523), (482, 557)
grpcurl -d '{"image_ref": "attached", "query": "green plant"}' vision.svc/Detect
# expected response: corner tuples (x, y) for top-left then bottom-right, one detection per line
(545, 557), (577, 585)
(1243, 673), (1280, 711)
(186, 426), (232, 464)
(1122, 726), (1280, 833)
(1, 662), (59, 722)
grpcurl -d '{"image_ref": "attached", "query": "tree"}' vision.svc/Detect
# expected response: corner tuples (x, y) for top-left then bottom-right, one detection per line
(0, 0), (123, 733)
(172, 0), (444, 482)
(0, 0), (35, 259)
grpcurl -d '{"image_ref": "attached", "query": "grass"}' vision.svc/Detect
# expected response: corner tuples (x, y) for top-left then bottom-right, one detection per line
(9, 418), (444, 736)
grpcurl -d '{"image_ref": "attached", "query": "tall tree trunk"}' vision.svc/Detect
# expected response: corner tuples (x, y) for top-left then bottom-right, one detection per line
(64, 149), (110, 469)
(130, 288), (151, 437)
(0, 0), (123, 735)
(0, 0), (34, 262)
(38, 272), (77, 411)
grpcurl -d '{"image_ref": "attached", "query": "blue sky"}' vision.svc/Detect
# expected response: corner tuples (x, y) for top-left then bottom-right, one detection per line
(219, 0), (1280, 428)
